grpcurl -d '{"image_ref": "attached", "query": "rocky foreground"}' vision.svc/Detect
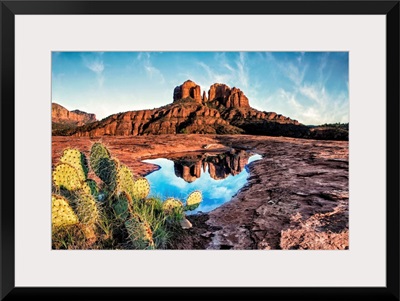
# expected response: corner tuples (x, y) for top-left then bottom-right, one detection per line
(52, 134), (349, 250)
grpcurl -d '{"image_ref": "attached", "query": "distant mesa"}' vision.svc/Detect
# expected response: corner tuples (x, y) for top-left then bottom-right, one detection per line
(52, 103), (96, 134)
(52, 103), (96, 125)
(52, 79), (348, 141)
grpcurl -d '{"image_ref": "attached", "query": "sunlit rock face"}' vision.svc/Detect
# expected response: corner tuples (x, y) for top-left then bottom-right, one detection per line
(208, 83), (249, 108)
(55, 79), (347, 140)
(173, 80), (202, 103)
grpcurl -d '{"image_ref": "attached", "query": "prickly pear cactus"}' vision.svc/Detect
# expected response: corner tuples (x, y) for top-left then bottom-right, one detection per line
(52, 163), (82, 191)
(116, 165), (135, 200)
(113, 192), (131, 220)
(90, 142), (118, 188)
(52, 194), (79, 227)
(81, 182), (92, 196)
(96, 158), (119, 190)
(90, 142), (111, 170)
(131, 177), (150, 200)
(125, 214), (154, 249)
(84, 179), (98, 197)
(162, 198), (184, 215)
(74, 193), (99, 226)
(144, 197), (163, 212)
(184, 190), (202, 211)
(60, 148), (88, 182)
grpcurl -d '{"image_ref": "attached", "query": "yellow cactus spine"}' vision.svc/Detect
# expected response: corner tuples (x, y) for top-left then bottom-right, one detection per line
(74, 193), (99, 226)
(162, 198), (184, 215)
(131, 177), (150, 200)
(52, 163), (83, 191)
(125, 214), (155, 249)
(52, 194), (79, 228)
(60, 148), (88, 182)
(184, 190), (203, 211)
(116, 164), (135, 201)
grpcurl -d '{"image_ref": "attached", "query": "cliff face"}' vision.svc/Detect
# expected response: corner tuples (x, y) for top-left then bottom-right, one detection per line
(53, 80), (347, 140)
(70, 100), (244, 137)
(208, 83), (249, 108)
(173, 80), (202, 103)
(52, 103), (96, 125)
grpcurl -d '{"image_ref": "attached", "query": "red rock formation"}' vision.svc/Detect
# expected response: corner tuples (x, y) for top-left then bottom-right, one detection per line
(173, 80), (202, 103)
(202, 91), (208, 103)
(226, 87), (249, 108)
(208, 84), (249, 108)
(52, 103), (96, 125)
(55, 80), (320, 139)
(208, 83), (231, 103)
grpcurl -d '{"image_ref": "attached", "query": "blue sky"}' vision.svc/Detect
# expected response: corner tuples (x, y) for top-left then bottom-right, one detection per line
(52, 51), (348, 125)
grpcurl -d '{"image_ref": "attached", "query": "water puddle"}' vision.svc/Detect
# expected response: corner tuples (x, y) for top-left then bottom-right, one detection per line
(142, 149), (262, 214)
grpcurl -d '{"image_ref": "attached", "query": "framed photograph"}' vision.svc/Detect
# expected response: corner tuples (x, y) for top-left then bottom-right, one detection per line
(2, 0), (399, 300)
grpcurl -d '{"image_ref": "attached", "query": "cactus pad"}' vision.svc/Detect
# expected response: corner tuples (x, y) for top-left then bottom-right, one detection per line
(90, 142), (117, 185)
(113, 192), (131, 220)
(74, 193), (99, 226)
(60, 148), (88, 182)
(95, 158), (119, 190)
(125, 214), (154, 249)
(184, 190), (203, 211)
(116, 165), (135, 200)
(52, 163), (82, 191)
(52, 194), (79, 228)
(90, 142), (111, 168)
(84, 179), (98, 196)
(162, 198), (184, 215)
(131, 177), (150, 200)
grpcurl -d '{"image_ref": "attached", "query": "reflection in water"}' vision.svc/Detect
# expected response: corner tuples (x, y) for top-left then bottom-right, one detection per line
(143, 150), (262, 213)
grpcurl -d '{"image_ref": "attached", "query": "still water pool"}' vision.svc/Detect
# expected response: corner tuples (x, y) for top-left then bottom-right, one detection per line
(142, 150), (262, 214)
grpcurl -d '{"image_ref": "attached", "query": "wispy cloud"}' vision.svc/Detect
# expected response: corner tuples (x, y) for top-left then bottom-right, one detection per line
(266, 85), (348, 125)
(236, 52), (249, 88)
(195, 52), (250, 92)
(197, 61), (231, 84)
(86, 61), (104, 74)
(82, 53), (105, 87)
(260, 52), (348, 125)
(136, 52), (165, 84)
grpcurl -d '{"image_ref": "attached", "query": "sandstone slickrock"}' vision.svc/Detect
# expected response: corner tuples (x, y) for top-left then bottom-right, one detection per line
(52, 134), (349, 250)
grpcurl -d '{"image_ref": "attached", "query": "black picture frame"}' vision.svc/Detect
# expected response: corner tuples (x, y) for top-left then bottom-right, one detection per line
(1, 1), (399, 300)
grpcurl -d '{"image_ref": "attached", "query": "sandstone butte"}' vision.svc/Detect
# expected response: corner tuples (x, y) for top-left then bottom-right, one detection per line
(52, 79), (348, 141)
